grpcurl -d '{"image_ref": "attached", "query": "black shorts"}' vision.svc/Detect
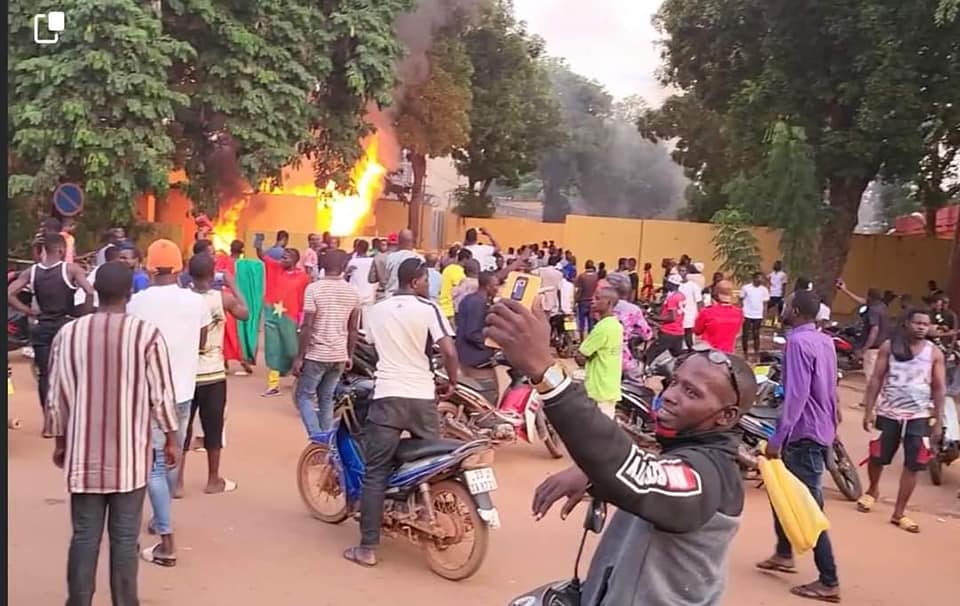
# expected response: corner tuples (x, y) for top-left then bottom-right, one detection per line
(768, 296), (784, 313)
(871, 416), (931, 472)
(191, 380), (227, 450)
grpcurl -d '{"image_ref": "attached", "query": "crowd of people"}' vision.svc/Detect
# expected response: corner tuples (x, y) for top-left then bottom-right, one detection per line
(7, 217), (957, 606)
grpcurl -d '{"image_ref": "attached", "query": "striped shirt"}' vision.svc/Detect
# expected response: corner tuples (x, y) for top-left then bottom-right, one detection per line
(303, 278), (360, 363)
(43, 313), (178, 494)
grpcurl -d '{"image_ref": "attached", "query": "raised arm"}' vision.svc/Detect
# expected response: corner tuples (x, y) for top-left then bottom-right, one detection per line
(222, 290), (249, 321)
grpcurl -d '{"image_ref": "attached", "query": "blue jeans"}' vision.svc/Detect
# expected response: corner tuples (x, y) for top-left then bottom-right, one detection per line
(147, 400), (190, 536)
(294, 360), (345, 436)
(576, 301), (594, 336)
(773, 439), (839, 587)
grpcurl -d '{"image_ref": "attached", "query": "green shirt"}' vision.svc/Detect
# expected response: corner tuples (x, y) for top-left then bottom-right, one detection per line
(579, 315), (623, 402)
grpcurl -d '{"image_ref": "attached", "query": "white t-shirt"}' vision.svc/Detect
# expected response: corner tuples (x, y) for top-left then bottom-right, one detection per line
(768, 271), (788, 297)
(127, 284), (212, 403)
(75, 266), (99, 308)
(365, 294), (454, 400)
(347, 256), (377, 305)
(465, 244), (497, 272)
(678, 280), (703, 329)
(559, 280), (575, 315)
(817, 303), (831, 323)
(740, 283), (770, 320)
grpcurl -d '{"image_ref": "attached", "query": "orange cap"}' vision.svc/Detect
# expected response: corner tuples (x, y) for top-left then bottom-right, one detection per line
(146, 239), (184, 272)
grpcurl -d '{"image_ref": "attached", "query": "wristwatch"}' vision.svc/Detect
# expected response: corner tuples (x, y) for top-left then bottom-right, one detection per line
(533, 363), (570, 396)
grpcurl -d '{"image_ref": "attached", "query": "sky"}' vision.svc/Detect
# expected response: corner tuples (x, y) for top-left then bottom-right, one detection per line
(513, 0), (668, 104)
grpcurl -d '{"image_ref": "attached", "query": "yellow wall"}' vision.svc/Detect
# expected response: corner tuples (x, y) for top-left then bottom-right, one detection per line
(151, 193), (950, 312)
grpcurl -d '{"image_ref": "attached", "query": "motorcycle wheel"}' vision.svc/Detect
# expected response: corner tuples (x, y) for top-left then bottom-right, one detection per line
(423, 480), (489, 581)
(437, 402), (476, 441)
(929, 457), (943, 486)
(827, 441), (863, 502)
(296, 443), (349, 523)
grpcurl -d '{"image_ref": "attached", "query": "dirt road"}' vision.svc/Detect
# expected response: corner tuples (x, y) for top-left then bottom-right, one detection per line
(7, 359), (959, 605)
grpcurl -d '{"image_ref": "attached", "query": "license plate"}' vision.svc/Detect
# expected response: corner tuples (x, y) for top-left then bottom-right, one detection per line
(563, 319), (577, 331)
(464, 468), (498, 495)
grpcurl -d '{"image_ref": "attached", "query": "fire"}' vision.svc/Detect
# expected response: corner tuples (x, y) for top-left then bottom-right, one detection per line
(210, 197), (249, 254)
(261, 135), (387, 237)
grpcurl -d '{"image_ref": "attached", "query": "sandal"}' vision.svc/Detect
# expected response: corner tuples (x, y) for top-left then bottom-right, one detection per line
(755, 556), (797, 574)
(343, 546), (377, 568)
(891, 516), (920, 533)
(140, 543), (177, 568)
(855, 494), (876, 513)
(790, 582), (840, 603)
(204, 478), (238, 494)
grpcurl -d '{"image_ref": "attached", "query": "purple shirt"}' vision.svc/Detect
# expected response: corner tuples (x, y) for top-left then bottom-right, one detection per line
(770, 323), (838, 449)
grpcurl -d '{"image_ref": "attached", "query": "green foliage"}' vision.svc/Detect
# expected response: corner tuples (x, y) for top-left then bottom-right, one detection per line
(651, 0), (960, 286)
(453, 187), (495, 218)
(710, 208), (762, 285)
(395, 32), (473, 157)
(8, 0), (411, 239)
(539, 60), (685, 222)
(9, 0), (192, 226)
(452, 1), (564, 197)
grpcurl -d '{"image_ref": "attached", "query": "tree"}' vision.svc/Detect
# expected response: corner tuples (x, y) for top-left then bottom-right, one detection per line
(710, 207), (762, 285)
(638, 95), (734, 221)
(538, 61), (685, 222)
(652, 0), (960, 292)
(451, 1), (564, 215)
(8, 0), (412, 237)
(9, 1), (192, 227)
(395, 30), (473, 237)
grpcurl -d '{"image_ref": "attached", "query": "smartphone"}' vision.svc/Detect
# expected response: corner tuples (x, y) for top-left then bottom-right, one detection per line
(254, 232), (265, 247)
(486, 271), (542, 349)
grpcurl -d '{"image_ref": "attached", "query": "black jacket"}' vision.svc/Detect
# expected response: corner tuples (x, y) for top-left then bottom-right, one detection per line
(543, 381), (744, 605)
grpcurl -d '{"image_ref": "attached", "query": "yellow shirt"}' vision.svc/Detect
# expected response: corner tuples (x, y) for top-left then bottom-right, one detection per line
(438, 263), (466, 317)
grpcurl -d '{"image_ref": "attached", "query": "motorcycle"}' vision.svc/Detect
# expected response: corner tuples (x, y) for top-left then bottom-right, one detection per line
(929, 348), (960, 485)
(741, 354), (863, 501)
(296, 376), (500, 581)
(550, 312), (580, 359)
(824, 320), (863, 371)
(508, 498), (608, 606)
(435, 354), (565, 459)
(615, 352), (675, 447)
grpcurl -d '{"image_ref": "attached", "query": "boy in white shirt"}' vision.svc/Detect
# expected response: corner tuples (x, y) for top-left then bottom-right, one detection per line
(679, 268), (704, 349)
(767, 261), (788, 325)
(740, 272), (770, 359)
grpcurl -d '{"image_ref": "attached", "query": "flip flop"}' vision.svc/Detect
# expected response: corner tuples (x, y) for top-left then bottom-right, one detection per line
(205, 478), (238, 494)
(343, 546), (377, 568)
(140, 543), (177, 568)
(755, 557), (797, 574)
(891, 516), (920, 533)
(855, 494), (876, 513)
(790, 583), (841, 603)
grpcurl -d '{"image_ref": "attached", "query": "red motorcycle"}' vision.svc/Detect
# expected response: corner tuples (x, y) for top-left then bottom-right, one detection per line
(824, 321), (862, 371)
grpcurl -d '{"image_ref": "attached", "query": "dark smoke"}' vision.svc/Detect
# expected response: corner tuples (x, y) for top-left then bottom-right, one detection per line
(394, 1), (488, 89)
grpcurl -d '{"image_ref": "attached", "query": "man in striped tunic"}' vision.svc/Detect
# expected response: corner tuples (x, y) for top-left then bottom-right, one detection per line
(43, 261), (179, 606)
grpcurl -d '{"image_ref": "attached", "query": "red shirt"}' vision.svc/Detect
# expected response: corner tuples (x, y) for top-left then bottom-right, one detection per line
(694, 303), (744, 353)
(660, 292), (686, 335)
(263, 256), (310, 322)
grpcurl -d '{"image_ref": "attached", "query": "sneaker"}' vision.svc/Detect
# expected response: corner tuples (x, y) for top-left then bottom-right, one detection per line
(261, 388), (281, 398)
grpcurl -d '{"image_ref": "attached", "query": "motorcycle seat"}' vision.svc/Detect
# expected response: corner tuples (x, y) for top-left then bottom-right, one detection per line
(622, 380), (655, 398)
(748, 405), (782, 420)
(758, 351), (783, 364)
(394, 438), (468, 463)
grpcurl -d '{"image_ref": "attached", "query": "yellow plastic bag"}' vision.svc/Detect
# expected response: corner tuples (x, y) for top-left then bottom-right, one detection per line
(758, 457), (830, 555)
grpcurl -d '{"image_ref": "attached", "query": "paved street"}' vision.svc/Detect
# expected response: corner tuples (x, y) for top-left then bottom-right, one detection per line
(8, 358), (959, 605)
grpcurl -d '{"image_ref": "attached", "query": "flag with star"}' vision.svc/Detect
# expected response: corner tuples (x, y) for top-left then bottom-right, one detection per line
(262, 255), (310, 375)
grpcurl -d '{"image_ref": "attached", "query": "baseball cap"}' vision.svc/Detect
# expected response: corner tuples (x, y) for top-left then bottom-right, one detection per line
(387, 232), (399, 245)
(146, 239), (184, 272)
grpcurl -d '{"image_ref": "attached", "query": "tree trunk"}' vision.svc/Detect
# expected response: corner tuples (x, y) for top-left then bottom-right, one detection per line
(409, 151), (427, 246)
(949, 215), (960, 315)
(924, 204), (939, 237)
(480, 178), (493, 198)
(815, 176), (870, 304)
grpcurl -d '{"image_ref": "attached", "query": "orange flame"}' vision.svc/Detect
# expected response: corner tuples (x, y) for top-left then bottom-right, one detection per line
(261, 135), (387, 237)
(210, 197), (249, 254)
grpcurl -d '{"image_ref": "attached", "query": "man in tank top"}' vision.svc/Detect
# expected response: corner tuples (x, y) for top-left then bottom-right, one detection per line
(7, 232), (94, 412)
(178, 254), (249, 496)
(859, 308), (946, 533)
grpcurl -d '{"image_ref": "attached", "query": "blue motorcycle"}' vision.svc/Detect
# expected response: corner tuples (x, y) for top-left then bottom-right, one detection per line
(296, 376), (501, 580)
